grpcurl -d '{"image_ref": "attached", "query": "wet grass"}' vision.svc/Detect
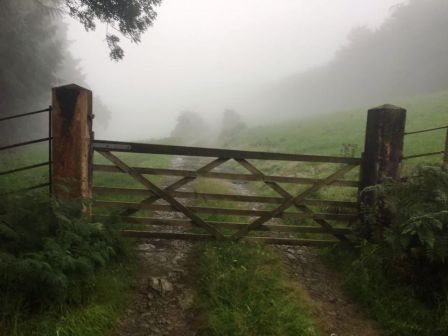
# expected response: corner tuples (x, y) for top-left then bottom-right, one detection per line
(4, 260), (138, 336)
(195, 241), (319, 336)
(191, 179), (320, 336)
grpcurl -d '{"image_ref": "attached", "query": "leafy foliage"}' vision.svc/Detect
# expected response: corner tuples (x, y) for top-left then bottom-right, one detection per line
(4, 262), (137, 336)
(0, 193), (126, 317)
(324, 166), (448, 335)
(363, 166), (448, 265)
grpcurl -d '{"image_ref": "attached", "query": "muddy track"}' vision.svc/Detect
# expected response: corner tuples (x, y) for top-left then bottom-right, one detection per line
(112, 157), (199, 336)
(113, 157), (380, 336)
(112, 239), (197, 336)
(279, 245), (380, 336)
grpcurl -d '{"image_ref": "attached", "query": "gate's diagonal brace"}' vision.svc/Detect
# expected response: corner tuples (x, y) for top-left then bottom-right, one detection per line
(98, 151), (225, 240)
(120, 157), (229, 216)
(231, 163), (357, 240)
(165, 158), (229, 192)
(235, 159), (349, 241)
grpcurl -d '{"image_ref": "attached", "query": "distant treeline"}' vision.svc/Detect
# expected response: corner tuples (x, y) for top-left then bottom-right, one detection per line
(170, 109), (246, 144)
(0, 0), (110, 144)
(267, 0), (448, 116)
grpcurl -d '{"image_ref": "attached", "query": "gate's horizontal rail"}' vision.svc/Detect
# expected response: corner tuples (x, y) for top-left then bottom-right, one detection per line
(120, 230), (339, 246)
(93, 140), (361, 164)
(94, 200), (358, 221)
(93, 165), (359, 187)
(94, 215), (351, 234)
(93, 186), (358, 209)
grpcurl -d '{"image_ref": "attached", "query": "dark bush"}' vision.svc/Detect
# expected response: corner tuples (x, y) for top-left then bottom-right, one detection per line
(0, 193), (125, 313)
(362, 167), (448, 282)
(337, 166), (448, 335)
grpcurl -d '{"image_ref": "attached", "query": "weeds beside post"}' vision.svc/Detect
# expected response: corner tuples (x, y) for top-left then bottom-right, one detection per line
(51, 84), (93, 215)
(359, 104), (406, 240)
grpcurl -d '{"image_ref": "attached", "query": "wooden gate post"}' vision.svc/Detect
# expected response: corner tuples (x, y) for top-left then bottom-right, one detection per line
(51, 84), (93, 214)
(359, 104), (406, 239)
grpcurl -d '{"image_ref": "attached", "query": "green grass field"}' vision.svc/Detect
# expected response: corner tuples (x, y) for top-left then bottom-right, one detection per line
(222, 90), (448, 170)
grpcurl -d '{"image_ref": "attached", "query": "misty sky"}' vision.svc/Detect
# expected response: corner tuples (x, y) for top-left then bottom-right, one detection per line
(65, 0), (406, 140)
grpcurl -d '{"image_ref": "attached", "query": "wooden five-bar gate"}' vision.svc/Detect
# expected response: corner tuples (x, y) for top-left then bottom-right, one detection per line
(49, 84), (411, 246)
(91, 140), (360, 246)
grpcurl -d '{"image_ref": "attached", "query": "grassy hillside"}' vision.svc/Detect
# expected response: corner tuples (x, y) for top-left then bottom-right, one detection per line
(223, 90), (448, 168)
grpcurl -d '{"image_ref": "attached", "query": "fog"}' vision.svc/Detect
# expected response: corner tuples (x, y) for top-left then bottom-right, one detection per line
(64, 0), (405, 141)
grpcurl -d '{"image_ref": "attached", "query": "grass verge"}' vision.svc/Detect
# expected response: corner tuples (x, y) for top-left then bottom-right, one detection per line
(191, 178), (320, 336)
(4, 258), (137, 336)
(321, 245), (447, 336)
(195, 242), (319, 336)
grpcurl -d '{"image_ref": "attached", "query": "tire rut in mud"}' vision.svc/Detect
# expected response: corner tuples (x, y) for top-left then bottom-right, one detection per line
(112, 157), (199, 336)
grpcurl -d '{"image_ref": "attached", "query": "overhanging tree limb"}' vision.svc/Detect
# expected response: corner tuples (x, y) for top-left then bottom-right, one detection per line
(29, 0), (162, 60)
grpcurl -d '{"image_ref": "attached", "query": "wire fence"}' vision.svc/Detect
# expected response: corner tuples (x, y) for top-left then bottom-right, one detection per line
(0, 107), (52, 195)
(403, 123), (448, 168)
